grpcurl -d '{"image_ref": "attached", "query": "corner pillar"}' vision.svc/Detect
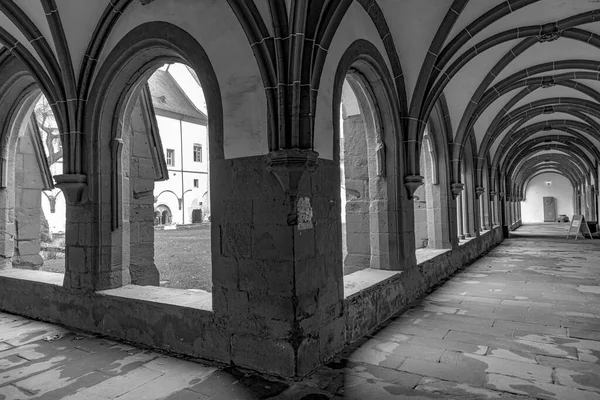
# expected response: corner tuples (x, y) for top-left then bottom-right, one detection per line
(212, 149), (345, 378)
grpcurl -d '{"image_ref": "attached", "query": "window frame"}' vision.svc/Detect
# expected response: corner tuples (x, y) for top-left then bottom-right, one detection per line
(166, 148), (175, 166)
(193, 143), (202, 163)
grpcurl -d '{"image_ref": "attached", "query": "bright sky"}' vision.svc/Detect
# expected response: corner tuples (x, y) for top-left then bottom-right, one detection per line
(159, 63), (207, 115)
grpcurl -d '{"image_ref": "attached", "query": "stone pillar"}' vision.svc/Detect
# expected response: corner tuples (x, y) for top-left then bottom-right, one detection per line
(128, 97), (160, 286)
(55, 174), (94, 290)
(212, 150), (345, 378)
(462, 191), (471, 238)
(457, 193), (465, 240)
(12, 132), (47, 269)
(489, 192), (496, 227)
(0, 190), (15, 270)
(413, 183), (427, 249)
(342, 114), (371, 269)
(475, 187), (485, 232)
(592, 186), (597, 221)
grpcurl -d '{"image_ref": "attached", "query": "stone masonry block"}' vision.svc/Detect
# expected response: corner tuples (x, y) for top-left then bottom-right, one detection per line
(297, 337), (320, 377)
(220, 223), (252, 258)
(319, 316), (346, 362)
(252, 197), (289, 227)
(248, 294), (294, 321)
(214, 286), (249, 318)
(14, 240), (40, 256)
(212, 256), (239, 290)
(12, 254), (43, 269)
(238, 259), (294, 296)
(251, 224), (293, 261)
(345, 232), (371, 255)
(231, 334), (295, 378)
(129, 262), (159, 286)
(314, 221), (341, 256)
(218, 199), (253, 225)
(295, 257), (324, 296)
(294, 229), (315, 260)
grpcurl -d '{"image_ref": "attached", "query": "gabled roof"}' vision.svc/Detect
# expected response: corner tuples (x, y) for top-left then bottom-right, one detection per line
(148, 69), (207, 125)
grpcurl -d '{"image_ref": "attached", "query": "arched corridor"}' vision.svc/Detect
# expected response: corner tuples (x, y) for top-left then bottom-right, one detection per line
(0, 1), (599, 398)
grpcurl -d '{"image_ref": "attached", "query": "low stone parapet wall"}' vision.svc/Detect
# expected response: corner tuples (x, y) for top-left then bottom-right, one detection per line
(344, 226), (504, 344)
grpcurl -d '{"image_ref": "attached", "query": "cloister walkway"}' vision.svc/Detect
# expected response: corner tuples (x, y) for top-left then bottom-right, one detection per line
(0, 223), (599, 399)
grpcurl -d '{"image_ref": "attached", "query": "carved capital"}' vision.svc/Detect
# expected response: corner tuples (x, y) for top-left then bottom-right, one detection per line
(267, 149), (319, 197)
(451, 183), (464, 200)
(475, 186), (485, 199)
(54, 174), (87, 205)
(489, 190), (497, 201)
(404, 175), (424, 199)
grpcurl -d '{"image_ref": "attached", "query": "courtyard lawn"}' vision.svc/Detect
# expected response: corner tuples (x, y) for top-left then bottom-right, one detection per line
(154, 226), (212, 291)
(40, 225), (213, 292)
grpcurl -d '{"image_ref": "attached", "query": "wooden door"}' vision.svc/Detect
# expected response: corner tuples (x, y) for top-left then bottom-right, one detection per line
(543, 197), (556, 222)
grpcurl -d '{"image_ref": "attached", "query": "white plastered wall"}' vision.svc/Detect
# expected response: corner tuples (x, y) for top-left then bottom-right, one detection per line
(522, 173), (574, 223)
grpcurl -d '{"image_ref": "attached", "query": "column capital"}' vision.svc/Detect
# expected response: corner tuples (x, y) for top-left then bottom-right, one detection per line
(451, 182), (464, 199)
(266, 149), (319, 197)
(475, 186), (485, 199)
(404, 175), (424, 199)
(54, 174), (87, 205)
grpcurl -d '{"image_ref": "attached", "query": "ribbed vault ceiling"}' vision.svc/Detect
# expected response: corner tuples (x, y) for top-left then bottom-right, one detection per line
(0, 0), (598, 192)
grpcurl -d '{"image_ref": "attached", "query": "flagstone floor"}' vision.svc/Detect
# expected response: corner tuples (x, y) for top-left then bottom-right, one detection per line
(0, 223), (599, 399)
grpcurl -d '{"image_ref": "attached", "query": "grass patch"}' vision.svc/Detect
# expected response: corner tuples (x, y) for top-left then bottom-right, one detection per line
(39, 225), (213, 292)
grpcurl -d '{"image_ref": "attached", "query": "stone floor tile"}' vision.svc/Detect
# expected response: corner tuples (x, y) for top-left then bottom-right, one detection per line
(60, 366), (164, 400)
(345, 347), (406, 370)
(344, 361), (422, 387)
(0, 384), (30, 399)
(500, 299), (554, 309)
(383, 323), (450, 339)
(569, 328), (600, 341)
(456, 352), (553, 383)
(398, 354), (487, 387)
(485, 347), (538, 364)
(493, 319), (568, 336)
(407, 317), (515, 338)
(415, 377), (537, 399)
(163, 389), (210, 400)
(344, 375), (450, 399)
(360, 338), (445, 362)
(446, 330), (579, 360)
(485, 373), (600, 400)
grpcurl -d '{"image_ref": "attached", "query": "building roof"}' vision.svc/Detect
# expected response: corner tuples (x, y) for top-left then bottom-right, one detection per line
(147, 69), (208, 125)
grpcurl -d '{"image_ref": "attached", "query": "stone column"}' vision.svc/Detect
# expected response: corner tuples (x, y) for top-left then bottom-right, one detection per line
(462, 190), (471, 238)
(342, 114), (371, 269)
(475, 187), (485, 232)
(128, 98), (160, 286)
(489, 192), (496, 227)
(457, 193), (465, 240)
(12, 132), (46, 269)
(55, 174), (94, 290)
(592, 186), (597, 221)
